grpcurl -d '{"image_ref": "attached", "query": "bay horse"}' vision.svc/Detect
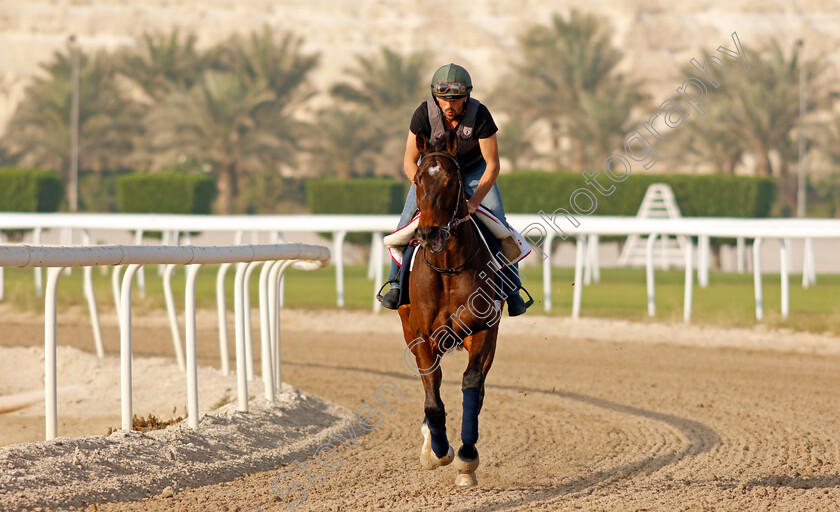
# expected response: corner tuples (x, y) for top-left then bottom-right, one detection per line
(399, 130), (504, 486)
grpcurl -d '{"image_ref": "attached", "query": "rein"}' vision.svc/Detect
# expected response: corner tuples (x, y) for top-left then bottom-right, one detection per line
(421, 224), (478, 275)
(416, 151), (474, 275)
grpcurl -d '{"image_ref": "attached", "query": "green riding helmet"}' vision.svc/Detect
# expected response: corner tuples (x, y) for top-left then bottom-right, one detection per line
(430, 63), (473, 100)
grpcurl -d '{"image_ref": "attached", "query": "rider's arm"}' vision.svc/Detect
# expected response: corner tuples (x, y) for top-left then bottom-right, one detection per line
(467, 134), (501, 214)
(403, 130), (421, 182)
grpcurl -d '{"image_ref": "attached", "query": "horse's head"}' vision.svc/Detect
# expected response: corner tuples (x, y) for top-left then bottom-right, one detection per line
(413, 130), (467, 253)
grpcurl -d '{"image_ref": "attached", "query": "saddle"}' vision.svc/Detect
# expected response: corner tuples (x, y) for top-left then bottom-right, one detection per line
(382, 207), (532, 307)
(384, 205), (531, 267)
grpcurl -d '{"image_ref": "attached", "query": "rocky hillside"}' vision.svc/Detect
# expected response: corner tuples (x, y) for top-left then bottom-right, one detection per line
(1, 0), (838, 133)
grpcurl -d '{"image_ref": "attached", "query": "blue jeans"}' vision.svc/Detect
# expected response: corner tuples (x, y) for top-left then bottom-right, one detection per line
(387, 160), (521, 295)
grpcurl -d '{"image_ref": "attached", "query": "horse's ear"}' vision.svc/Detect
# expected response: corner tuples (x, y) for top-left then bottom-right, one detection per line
(445, 129), (458, 156)
(416, 133), (429, 155)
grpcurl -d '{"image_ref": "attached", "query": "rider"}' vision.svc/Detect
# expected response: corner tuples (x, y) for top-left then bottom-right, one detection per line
(378, 63), (530, 316)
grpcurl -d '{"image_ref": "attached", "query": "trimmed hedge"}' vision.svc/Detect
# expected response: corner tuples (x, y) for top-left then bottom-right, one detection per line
(306, 178), (407, 215)
(118, 172), (216, 214)
(303, 173), (776, 218)
(0, 167), (63, 212)
(497, 171), (776, 218)
(306, 178), (409, 244)
(808, 175), (840, 218)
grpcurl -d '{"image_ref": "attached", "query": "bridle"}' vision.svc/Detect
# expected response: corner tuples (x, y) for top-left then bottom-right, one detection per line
(414, 151), (475, 275)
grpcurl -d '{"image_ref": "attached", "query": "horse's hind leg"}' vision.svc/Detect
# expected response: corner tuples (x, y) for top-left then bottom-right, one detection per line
(455, 328), (497, 486)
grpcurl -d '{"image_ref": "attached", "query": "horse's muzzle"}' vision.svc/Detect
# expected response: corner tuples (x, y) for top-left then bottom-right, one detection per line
(417, 226), (446, 253)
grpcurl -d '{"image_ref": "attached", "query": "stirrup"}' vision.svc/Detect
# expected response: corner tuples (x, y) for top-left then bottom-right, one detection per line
(506, 286), (534, 317)
(506, 285), (534, 307)
(518, 285), (534, 309)
(376, 278), (400, 302)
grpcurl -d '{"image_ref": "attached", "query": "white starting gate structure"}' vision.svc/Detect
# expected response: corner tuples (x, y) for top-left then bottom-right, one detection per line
(617, 183), (687, 269)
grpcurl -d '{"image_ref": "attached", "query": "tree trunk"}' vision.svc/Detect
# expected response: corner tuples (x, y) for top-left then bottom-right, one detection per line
(337, 160), (352, 179)
(777, 160), (797, 213)
(722, 156), (736, 175)
(216, 164), (238, 214)
(711, 149), (724, 174)
(571, 138), (586, 171)
(550, 121), (563, 170)
(754, 150), (772, 177)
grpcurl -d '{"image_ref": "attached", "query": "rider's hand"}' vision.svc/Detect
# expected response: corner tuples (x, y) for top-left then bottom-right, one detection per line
(466, 199), (478, 216)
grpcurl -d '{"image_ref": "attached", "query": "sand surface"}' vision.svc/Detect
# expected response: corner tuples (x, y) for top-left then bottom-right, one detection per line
(2, 307), (840, 511)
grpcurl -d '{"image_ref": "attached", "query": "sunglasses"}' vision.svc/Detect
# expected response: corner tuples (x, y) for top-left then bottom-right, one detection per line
(432, 82), (469, 97)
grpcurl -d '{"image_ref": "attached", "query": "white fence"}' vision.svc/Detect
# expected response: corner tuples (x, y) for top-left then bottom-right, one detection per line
(0, 213), (395, 311)
(504, 215), (840, 321)
(0, 242), (330, 440)
(1, 213), (838, 325)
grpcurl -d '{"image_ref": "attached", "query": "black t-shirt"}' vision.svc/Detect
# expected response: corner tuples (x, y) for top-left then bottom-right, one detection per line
(409, 100), (498, 169)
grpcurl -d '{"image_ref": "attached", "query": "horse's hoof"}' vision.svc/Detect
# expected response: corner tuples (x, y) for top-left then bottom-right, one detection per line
(453, 447), (479, 486)
(454, 471), (478, 487)
(421, 445), (454, 469)
(454, 447), (480, 473)
(420, 423), (454, 470)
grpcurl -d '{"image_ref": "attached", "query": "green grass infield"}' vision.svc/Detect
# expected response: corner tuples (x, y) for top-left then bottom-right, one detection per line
(0, 265), (837, 335)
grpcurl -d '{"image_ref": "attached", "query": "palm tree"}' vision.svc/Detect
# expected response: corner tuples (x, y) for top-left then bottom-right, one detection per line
(143, 70), (303, 213)
(722, 40), (834, 178)
(331, 47), (428, 114)
(116, 29), (207, 102)
(330, 47), (429, 176)
(673, 97), (744, 175)
(496, 10), (643, 169)
(571, 76), (646, 165)
(807, 119), (840, 216)
(675, 40), (836, 210)
(213, 26), (319, 106)
(0, 44), (142, 201)
(725, 42), (798, 178)
(309, 107), (382, 178)
(136, 28), (318, 213)
(819, 113), (840, 168)
(496, 115), (537, 171)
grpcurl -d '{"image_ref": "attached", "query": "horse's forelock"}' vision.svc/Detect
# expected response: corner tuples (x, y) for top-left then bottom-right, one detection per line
(418, 153), (457, 180)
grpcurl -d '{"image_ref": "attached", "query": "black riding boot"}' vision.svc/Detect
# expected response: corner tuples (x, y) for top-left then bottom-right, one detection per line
(506, 292), (530, 316)
(498, 262), (532, 316)
(376, 279), (401, 310)
(380, 287), (400, 310)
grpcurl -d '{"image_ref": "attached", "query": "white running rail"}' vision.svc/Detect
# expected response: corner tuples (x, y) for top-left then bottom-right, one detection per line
(0, 213), (837, 326)
(0, 213), (397, 314)
(508, 215), (840, 322)
(0, 243), (329, 441)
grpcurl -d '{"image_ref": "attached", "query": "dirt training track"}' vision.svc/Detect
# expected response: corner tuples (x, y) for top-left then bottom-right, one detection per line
(5, 309), (840, 511)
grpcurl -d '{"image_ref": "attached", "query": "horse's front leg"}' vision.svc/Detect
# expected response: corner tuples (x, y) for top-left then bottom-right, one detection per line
(405, 329), (454, 470)
(419, 366), (455, 469)
(455, 327), (498, 486)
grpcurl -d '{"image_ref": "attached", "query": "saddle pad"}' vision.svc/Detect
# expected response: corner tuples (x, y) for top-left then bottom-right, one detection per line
(384, 205), (532, 267)
(394, 239), (512, 308)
